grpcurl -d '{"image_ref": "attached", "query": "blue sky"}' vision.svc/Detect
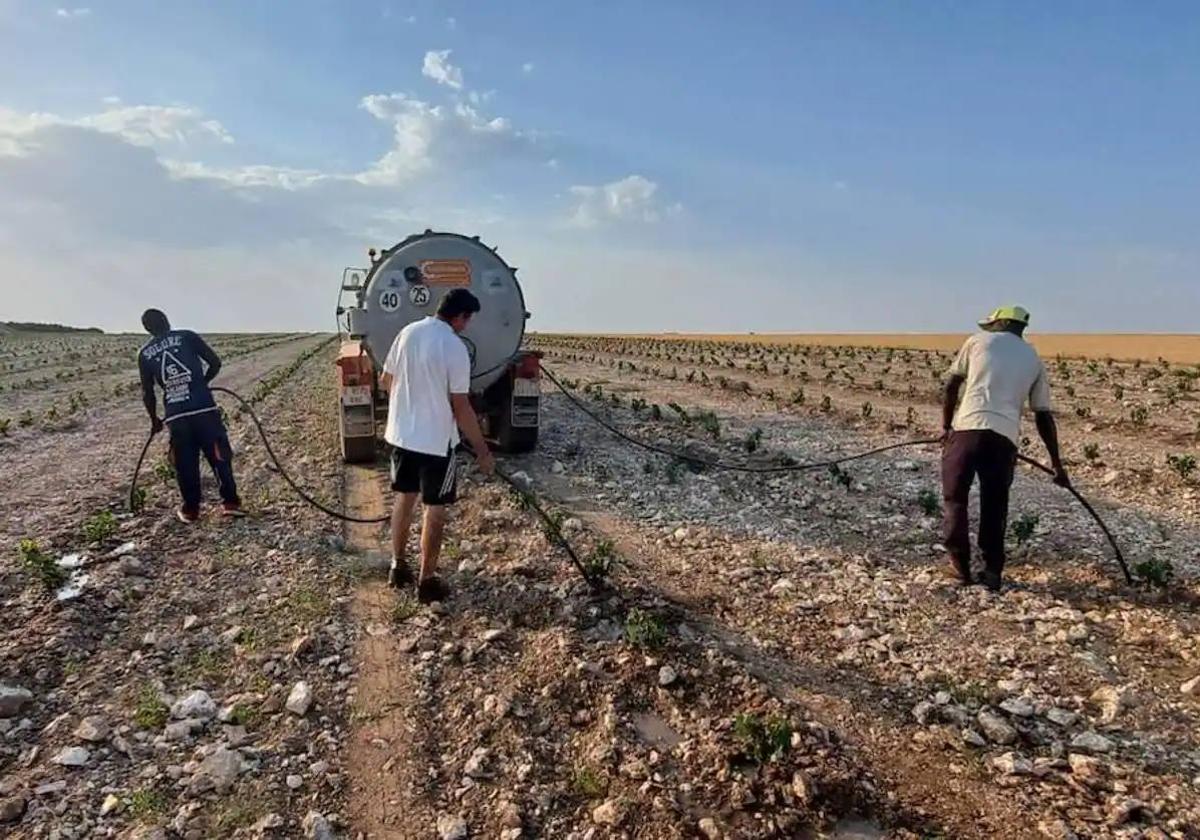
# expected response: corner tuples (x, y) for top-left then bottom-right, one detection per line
(1, 1), (1196, 332)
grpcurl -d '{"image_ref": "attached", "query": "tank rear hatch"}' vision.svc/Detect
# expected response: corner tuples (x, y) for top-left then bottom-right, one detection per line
(349, 231), (528, 392)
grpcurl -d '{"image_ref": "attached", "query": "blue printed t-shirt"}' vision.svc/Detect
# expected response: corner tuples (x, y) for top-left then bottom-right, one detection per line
(138, 330), (219, 421)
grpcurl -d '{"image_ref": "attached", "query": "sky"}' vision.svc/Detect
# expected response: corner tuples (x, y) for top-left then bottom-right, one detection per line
(0, 0), (1197, 333)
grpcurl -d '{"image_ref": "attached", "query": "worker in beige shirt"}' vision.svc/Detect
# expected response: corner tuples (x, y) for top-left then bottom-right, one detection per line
(941, 306), (1069, 592)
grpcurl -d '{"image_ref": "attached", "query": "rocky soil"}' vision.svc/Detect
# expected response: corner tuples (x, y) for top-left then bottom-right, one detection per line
(1, 337), (353, 839)
(4, 331), (1198, 839)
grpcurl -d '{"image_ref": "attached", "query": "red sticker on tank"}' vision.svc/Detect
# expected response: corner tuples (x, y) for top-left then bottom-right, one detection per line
(420, 259), (472, 286)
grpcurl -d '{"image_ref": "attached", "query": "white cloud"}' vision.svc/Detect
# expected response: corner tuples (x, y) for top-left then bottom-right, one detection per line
(567, 175), (676, 228)
(79, 105), (233, 147)
(422, 50), (464, 90)
(101, 95), (121, 105)
(445, 16), (456, 29)
(522, 62), (535, 75)
(0, 104), (232, 155)
(55, 7), (90, 18)
(354, 92), (529, 186)
(163, 160), (329, 190)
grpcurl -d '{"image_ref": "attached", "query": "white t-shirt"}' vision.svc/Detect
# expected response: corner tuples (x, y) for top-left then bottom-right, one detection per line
(382, 317), (471, 456)
(949, 331), (1052, 445)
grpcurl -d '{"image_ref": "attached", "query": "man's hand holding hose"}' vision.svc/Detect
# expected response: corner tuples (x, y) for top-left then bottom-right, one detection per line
(450, 393), (495, 476)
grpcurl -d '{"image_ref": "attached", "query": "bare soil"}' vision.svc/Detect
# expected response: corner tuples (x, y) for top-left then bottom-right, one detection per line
(3, 330), (1198, 839)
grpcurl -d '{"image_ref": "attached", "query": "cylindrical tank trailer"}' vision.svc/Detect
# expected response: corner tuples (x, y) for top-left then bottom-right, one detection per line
(334, 230), (541, 462)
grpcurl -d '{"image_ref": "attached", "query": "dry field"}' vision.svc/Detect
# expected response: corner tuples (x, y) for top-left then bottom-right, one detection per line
(2, 329), (1199, 839)
(605, 335), (1200, 366)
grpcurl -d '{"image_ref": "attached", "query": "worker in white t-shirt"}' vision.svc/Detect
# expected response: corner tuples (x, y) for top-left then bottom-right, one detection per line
(380, 288), (495, 603)
(941, 306), (1069, 593)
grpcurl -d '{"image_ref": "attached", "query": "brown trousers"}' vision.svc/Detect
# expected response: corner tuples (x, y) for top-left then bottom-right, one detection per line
(941, 429), (1017, 576)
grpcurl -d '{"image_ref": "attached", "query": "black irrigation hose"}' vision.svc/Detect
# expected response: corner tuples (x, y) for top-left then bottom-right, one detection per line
(127, 430), (156, 513)
(1015, 454), (1133, 584)
(542, 364), (943, 474)
(540, 364), (1134, 585)
(459, 441), (599, 588)
(126, 369), (1133, 588)
(127, 388), (392, 525)
(213, 387), (392, 524)
(127, 389), (603, 586)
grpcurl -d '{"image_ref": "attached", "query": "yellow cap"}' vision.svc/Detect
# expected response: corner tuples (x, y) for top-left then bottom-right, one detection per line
(979, 305), (1031, 327)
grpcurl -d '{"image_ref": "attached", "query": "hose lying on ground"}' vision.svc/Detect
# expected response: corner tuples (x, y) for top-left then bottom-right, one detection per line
(128, 387), (390, 525)
(127, 389), (603, 584)
(128, 376), (1132, 586)
(540, 364), (1133, 585)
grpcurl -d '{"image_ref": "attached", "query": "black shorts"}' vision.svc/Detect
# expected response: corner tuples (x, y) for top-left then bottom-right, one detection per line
(390, 447), (459, 505)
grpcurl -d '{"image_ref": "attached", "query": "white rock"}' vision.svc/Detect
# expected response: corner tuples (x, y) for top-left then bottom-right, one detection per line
(791, 771), (813, 803)
(480, 629), (505, 643)
(698, 818), (722, 839)
(437, 813), (468, 840)
(992, 752), (1033, 776)
(73, 715), (110, 742)
(999, 698), (1035, 718)
(962, 729), (988, 748)
(52, 746), (90, 767)
(171, 690), (216, 721)
(464, 748), (490, 779)
(658, 666), (679, 687)
(286, 774), (304, 790)
(834, 624), (871, 644)
(286, 682), (313, 716)
(1070, 732), (1114, 754)
(193, 747), (244, 793)
(977, 710), (1018, 745)
(1181, 675), (1200, 696)
(303, 811), (335, 840)
(1045, 708), (1079, 727)
(100, 794), (121, 816)
(592, 799), (623, 825)
(912, 701), (935, 725)
(182, 614), (200, 631)
(164, 719), (203, 741)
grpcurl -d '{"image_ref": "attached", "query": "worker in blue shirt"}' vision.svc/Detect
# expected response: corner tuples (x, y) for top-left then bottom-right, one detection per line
(137, 309), (244, 522)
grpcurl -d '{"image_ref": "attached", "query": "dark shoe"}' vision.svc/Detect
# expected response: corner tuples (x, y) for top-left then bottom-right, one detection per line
(417, 575), (450, 604)
(946, 555), (973, 586)
(981, 570), (1002, 593)
(176, 507), (200, 524)
(388, 559), (414, 589)
(221, 502), (247, 518)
